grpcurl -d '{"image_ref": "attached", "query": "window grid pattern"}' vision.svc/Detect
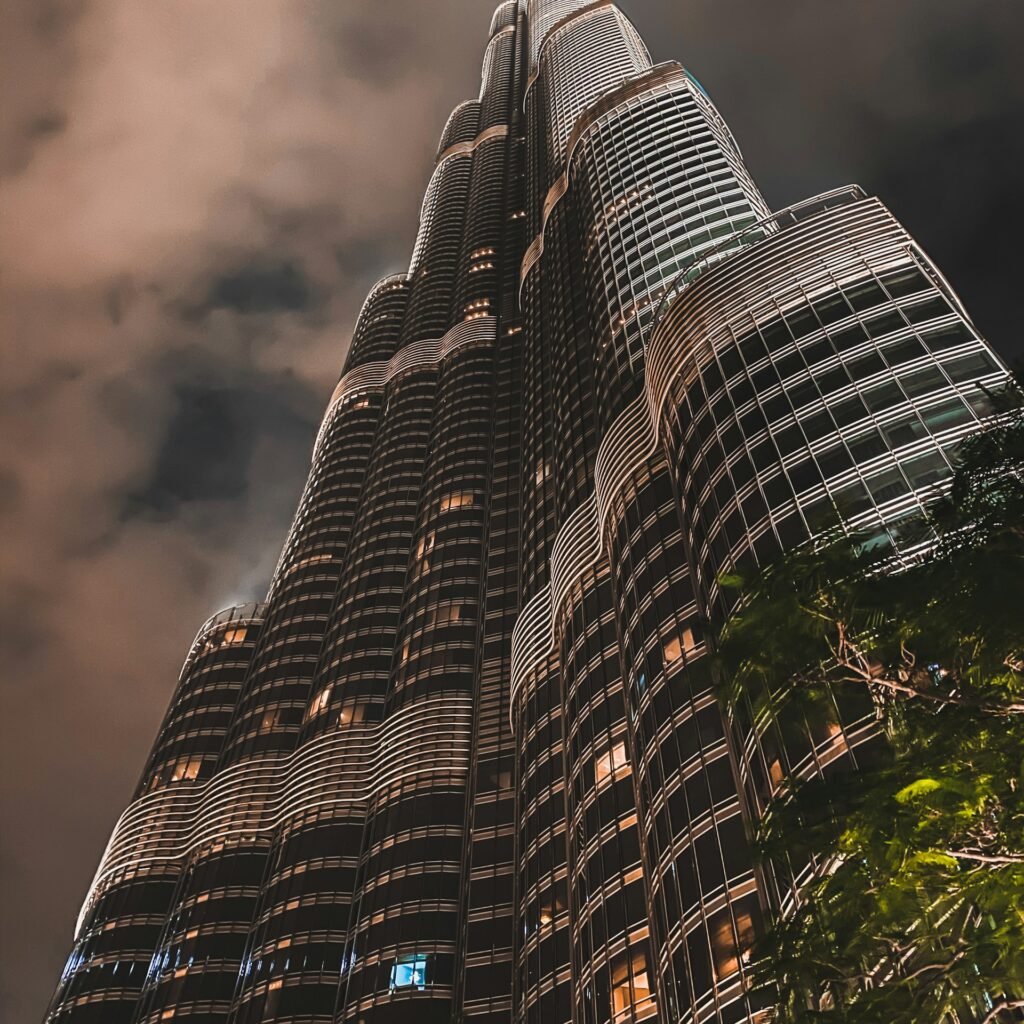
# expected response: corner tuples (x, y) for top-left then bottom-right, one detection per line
(570, 80), (770, 434)
(605, 465), (766, 1024)
(140, 609), (265, 794)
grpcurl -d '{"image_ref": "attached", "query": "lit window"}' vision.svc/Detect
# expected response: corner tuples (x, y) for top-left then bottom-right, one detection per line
(306, 686), (332, 721)
(414, 531), (435, 576)
(663, 636), (683, 664)
(259, 711), (279, 733)
(596, 740), (630, 786)
(769, 759), (785, 787)
(711, 910), (755, 981)
(268, 978), (283, 991)
(222, 627), (248, 645)
(663, 627), (697, 666)
(170, 758), (203, 783)
(430, 604), (463, 627)
(440, 492), (477, 512)
(611, 951), (653, 1018)
(390, 953), (431, 991)
(338, 704), (366, 726)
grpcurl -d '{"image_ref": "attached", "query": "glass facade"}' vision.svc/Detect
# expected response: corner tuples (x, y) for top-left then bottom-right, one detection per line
(47, 4), (1014, 1024)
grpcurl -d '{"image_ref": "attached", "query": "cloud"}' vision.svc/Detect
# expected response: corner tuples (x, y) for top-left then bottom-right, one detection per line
(0, 1), (485, 1018)
(1, 1), (1020, 1021)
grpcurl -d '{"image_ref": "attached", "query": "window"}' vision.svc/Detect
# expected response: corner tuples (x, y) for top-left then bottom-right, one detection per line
(170, 757), (203, 783)
(663, 636), (683, 664)
(338, 704), (366, 726)
(611, 951), (653, 1018)
(663, 628), (696, 665)
(440, 492), (477, 512)
(413, 532), (434, 576)
(390, 953), (431, 991)
(222, 627), (248, 645)
(306, 686), (331, 721)
(429, 604), (463, 627)
(596, 740), (630, 786)
(711, 909), (756, 980)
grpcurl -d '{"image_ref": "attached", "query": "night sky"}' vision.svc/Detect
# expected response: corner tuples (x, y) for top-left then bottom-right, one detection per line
(2, 1), (1021, 1019)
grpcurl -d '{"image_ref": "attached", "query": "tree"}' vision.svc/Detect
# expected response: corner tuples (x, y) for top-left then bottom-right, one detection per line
(717, 388), (1024, 1023)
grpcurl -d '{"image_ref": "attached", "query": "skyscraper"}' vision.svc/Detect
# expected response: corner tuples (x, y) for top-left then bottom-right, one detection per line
(46, 2), (1014, 1024)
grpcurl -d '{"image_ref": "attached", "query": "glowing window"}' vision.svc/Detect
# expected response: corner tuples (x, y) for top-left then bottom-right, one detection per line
(663, 636), (683, 663)
(170, 758), (202, 783)
(596, 740), (629, 786)
(611, 951), (653, 1018)
(440, 492), (477, 512)
(222, 627), (248, 645)
(663, 627), (696, 665)
(712, 910), (755, 980)
(430, 604), (463, 626)
(390, 953), (430, 991)
(338, 704), (366, 726)
(306, 686), (332, 721)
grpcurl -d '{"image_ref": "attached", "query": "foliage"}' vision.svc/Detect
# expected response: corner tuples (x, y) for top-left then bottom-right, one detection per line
(717, 392), (1024, 1023)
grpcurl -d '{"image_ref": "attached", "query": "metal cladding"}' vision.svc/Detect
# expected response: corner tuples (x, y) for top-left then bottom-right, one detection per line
(47, 4), (1015, 1024)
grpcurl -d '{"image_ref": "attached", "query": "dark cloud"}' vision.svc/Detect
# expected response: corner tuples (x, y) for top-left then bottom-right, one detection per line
(25, 110), (68, 140)
(125, 385), (255, 513)
(123, 368), (319, 518)
(199, 260), (318, 317)
(1, 2), (1020, 1022)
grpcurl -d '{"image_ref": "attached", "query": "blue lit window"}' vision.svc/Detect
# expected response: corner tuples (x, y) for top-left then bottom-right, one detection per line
(390, 953), (430, 991)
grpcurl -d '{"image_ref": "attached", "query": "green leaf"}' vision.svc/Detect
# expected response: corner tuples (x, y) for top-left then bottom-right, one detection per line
(894, 778), (944, 804)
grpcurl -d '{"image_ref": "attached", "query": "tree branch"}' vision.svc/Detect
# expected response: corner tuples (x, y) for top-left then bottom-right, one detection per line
(945, 849), (1024, 866)
(981, 999), (1024, 1024)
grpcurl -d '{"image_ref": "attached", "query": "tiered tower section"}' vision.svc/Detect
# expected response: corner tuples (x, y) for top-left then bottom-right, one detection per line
(48, 4), (1014, 1024)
